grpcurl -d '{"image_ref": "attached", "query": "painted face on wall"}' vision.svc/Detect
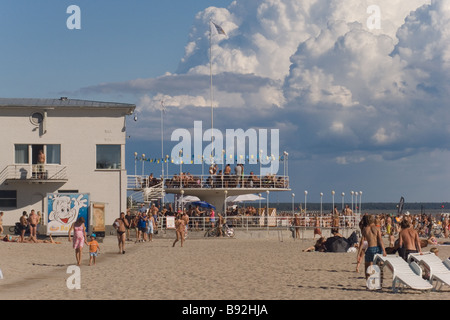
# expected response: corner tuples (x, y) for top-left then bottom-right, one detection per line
(49, 196), (78, 225)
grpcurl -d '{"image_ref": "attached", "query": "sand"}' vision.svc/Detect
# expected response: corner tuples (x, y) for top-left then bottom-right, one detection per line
(0, 233), (449, 301)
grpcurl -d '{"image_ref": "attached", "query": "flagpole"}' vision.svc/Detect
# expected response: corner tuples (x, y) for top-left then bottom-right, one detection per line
(209, 19), (214, 165)
(161, 100), (165, 208)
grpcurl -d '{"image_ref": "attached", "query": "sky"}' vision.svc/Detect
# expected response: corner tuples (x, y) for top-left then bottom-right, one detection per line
(1, 0), (449, 204)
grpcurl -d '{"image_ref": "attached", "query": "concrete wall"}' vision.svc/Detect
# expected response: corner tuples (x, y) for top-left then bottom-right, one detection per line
(0, 106), (130, 228)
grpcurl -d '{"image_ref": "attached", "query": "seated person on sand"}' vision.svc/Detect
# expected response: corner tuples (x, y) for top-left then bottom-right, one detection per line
(3, 235), (19, 242)
(2, 234), (61, 244)
(427, 234), (438, 246)
(302, 237), (327, 252)
(330, 227), (343, 237)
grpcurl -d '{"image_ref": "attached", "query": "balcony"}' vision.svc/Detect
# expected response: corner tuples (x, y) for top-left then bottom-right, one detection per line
(127, 174), (290, 191)
(0, 164), (68, 184)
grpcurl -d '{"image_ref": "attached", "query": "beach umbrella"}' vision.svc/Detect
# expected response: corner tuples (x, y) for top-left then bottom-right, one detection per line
(192, 201), (216, 210)
(226, 194), (265, 203)
(177, 195), (200, 203)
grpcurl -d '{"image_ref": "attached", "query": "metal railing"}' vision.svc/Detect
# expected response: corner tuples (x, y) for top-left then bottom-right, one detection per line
(151, 214), (360, 233)
(127, 175), (162, 190)
(0, 164), (68, 184)
(127, 174), (290, 190)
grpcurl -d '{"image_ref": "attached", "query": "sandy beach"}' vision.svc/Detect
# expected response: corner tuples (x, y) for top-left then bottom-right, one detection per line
(1, 233), (449, 301)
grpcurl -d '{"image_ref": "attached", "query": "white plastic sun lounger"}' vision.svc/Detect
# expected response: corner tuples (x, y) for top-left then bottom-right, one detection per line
(374, 254), (433, 292)
(407, 252), (450, 291)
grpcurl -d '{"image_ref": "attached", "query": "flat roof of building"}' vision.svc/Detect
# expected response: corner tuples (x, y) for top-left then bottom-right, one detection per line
(0, 97), (136, 113)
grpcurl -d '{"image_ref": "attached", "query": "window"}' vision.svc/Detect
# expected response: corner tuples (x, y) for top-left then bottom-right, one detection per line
(30, 112), (44, 126)
(0, 190), (17, 208)
(14, 144), (61, 164)
(96, 145), (121, 169)
(15, 145), (29, 164)
(46, 145), (61, 164)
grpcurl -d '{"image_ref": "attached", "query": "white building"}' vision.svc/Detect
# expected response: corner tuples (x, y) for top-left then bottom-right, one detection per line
(0, 98), (135, 232)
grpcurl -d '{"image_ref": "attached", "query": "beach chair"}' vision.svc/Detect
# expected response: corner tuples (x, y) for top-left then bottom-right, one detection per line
(407, 252), (450, 291)
(373, 254), (433, 293)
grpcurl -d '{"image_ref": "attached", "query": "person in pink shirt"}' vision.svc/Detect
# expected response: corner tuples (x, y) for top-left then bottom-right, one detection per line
(68, 216), (88, 266)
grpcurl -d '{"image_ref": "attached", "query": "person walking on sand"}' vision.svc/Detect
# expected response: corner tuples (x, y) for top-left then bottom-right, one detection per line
(147, 213), (156, 242)
(114, 212), (129, 254)
(182, 210), (189, 239)
(173, 213), (186, 247)
(210, 209), (216, 228)
(357, 215), (386, 279)
(356, 214), (370, 273)
(87, 234), (100, 266)
(136, 212), (148, 242)
(68, 217), (88, 266)
(313, 216), (322, 240)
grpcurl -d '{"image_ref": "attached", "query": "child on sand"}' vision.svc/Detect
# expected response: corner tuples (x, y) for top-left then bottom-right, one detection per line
(87, 234), (100, 266)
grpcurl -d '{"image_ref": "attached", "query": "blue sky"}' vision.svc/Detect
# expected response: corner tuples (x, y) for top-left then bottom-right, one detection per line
(1, 0), (449, 205)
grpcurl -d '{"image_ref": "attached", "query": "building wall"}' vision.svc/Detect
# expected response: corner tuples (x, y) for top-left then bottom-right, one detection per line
(0, 107), (130, 228)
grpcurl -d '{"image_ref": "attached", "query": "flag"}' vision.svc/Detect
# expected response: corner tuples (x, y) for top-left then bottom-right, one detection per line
(398, 196), (405, 215)
(212, 21), (226, 35)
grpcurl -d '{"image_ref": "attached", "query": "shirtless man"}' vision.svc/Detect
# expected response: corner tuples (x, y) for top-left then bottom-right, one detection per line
(19, 211), (28, 243)
(332, 209), (340, 228)
(224, 164), (231, 187)
(398, 218), (422, 261)
(293, 214), (301, 240)
(217, 214), (225, 237)
(113, 212), (129, 254)
(357, 215), (386, 279)
(173, 214), (186, 247)
(37, 150), (45, 179)
(182, 210), (189, 239)
(28, 209), (39, 243)
(150, 204), (159, 231)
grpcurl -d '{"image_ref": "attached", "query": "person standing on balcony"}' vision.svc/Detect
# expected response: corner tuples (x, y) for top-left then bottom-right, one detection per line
(235, 164), (242, 188)
(224, 164), (231, 187)
(37, 149), (45, 179)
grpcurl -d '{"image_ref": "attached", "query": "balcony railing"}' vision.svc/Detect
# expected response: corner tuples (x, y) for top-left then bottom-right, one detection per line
(127, 174), (290, 190)
(0, 164), (68, 184)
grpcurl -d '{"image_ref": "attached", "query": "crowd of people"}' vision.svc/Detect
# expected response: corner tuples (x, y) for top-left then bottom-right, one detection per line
(121, 203), (219, 239)
(162, 164), (288, 189)
(0, 209), (44, 243)
(302, 211), (450, 280)
(4, 201), (449, 270)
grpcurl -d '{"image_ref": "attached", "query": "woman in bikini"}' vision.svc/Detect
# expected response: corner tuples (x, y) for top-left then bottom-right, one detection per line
(114, 212), (129, 254)
(173, 213), (186, 247)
